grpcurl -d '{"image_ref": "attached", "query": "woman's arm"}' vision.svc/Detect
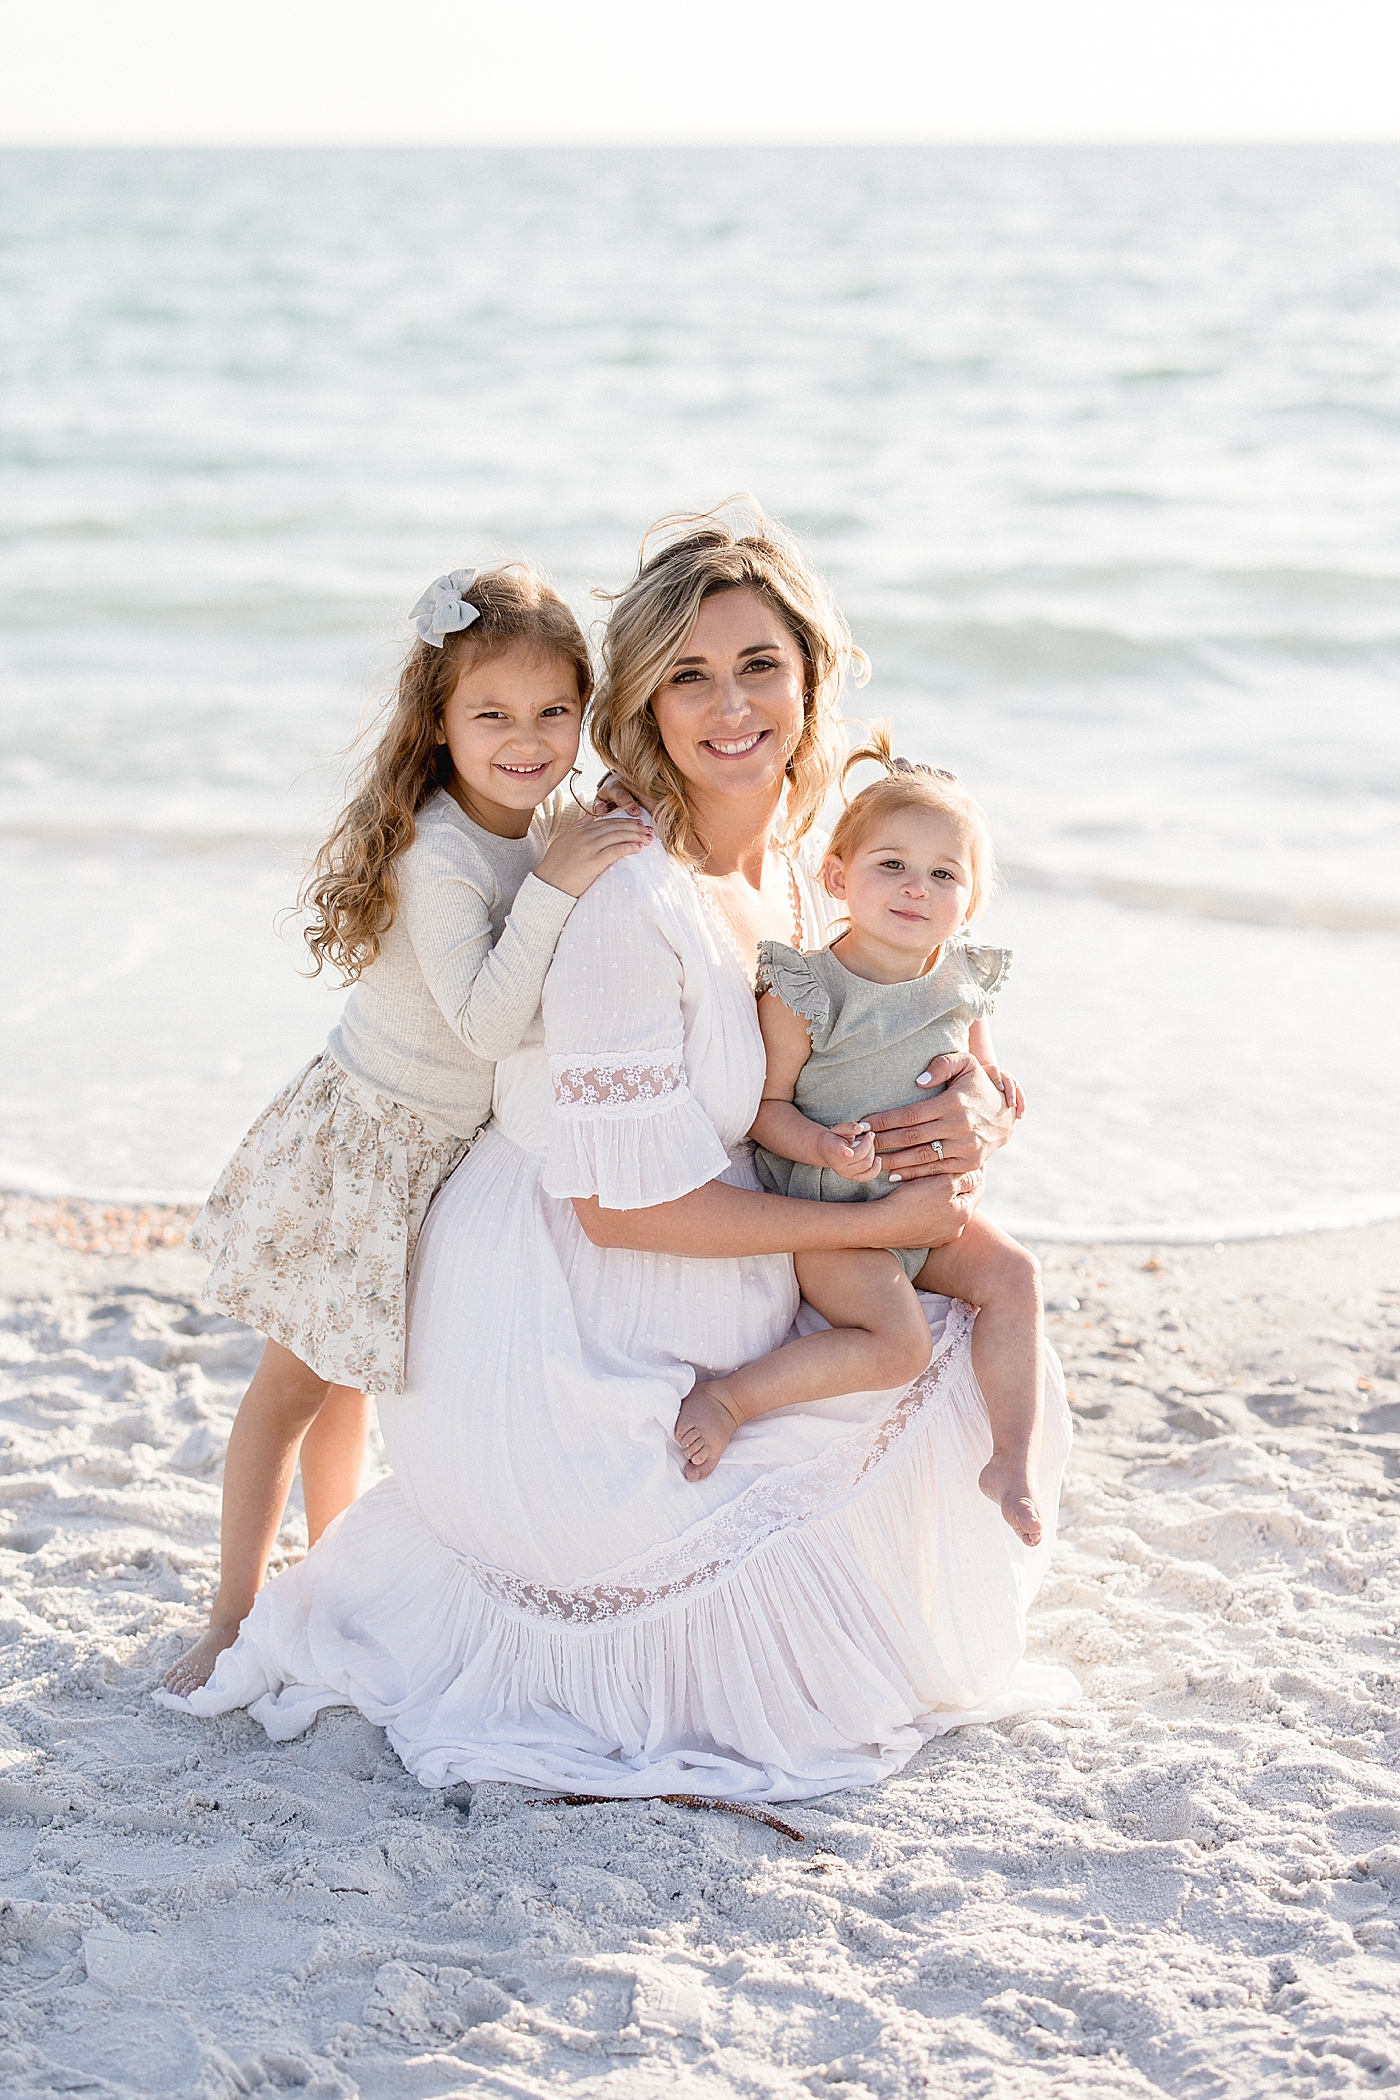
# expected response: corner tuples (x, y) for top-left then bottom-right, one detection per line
(572, 1169), (982, 1255)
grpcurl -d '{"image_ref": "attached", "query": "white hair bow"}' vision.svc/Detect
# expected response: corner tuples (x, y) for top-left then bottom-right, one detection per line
(411, 569), (481, 647)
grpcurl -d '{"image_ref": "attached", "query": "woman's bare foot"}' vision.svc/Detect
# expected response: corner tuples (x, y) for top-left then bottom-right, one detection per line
(161, 1615), (244, 1697)
(978, 1454), (1043, 1546)
(674, 1381), (742, 1481)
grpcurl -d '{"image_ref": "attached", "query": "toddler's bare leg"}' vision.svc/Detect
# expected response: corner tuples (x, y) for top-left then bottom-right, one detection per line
(676, 1250), (932, 1481)
(913, 1217), (1044, 1545)
(162, 1339), (331, 1694)
(299, 1384), (369, 1545)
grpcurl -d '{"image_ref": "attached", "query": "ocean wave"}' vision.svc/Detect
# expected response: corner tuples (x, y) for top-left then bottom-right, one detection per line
(3, 825), (1396, 933)
(905, 562), (1400, 611)
(0, 821), (311, 855)
(873, 620), (1212, 685)
(1001, 861), (1400, 934)
(868, 619), (1400, 689)
(999, 1191), (1400, 1246)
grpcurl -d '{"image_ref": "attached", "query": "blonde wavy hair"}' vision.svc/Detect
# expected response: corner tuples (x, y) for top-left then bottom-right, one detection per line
(829, 723), (998, 922)
(590, 498), (867, 861)
(301, 564), (592, 983)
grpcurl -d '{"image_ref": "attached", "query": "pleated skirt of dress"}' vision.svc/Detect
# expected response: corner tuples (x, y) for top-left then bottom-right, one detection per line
(164, 1288), (1080, 1802)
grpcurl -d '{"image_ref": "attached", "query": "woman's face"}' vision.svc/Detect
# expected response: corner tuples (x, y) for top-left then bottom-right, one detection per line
(650, 586), (807, 811)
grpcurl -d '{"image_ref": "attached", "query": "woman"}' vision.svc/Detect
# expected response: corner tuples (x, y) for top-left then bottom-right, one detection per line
(178, 506), (1077, 1801)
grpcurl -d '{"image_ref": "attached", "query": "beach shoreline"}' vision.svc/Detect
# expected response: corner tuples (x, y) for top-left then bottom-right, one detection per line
(1, 1202), (1397, 2093)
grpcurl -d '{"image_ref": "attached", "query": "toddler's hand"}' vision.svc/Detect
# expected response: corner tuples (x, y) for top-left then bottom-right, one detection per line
(818, 1121), (881, 1182)
(535, 812), (653, 898)
(984, 1066), (1026, 1120)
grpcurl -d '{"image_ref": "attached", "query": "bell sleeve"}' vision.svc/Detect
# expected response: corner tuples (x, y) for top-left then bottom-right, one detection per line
(541, 855), (733, 1211)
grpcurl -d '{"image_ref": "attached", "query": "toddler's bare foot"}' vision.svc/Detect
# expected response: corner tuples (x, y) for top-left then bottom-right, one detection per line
(674, 1381), (741, 1481)
(161, 1616), (243, 1697)
(978, 1455), (1043, 1547)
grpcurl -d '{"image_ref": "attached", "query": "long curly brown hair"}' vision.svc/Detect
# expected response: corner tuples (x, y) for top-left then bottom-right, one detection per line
(301, 565), (592, 983)
(589, 498), (867, 863)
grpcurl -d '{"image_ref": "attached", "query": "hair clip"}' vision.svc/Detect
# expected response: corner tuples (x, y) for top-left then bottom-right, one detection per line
(411, 569), (481, 648)
(890, 755), (959, 783)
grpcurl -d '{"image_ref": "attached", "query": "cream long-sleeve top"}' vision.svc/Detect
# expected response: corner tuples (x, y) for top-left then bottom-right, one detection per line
(327, 787), (576, 1140)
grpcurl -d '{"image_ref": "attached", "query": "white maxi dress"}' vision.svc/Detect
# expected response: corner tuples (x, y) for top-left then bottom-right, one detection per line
(178, 841), (1078, 1801)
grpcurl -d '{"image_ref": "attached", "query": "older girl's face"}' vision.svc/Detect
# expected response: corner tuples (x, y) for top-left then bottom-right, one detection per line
(650, 587), (807, 808)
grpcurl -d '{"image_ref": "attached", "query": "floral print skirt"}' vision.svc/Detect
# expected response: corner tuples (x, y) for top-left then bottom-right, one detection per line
(190, 1053), (470, 1394)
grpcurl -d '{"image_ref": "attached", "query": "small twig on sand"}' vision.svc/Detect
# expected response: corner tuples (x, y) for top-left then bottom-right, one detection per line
(535, 1791), (807, 1844)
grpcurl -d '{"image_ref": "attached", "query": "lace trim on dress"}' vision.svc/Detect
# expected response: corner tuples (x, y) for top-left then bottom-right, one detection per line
(450, 1299), (976, 1627)
(551, 1051), (686, 1116)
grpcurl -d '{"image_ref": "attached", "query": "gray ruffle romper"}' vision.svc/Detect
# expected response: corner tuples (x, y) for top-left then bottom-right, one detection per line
(753, 935), (1011, 1281)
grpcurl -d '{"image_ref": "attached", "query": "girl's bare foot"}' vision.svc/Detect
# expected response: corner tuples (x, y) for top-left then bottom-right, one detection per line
(978, 1455), (1043, 1546)
(674, 1381), (742, 1481)
(161, 1616), (244, 1697)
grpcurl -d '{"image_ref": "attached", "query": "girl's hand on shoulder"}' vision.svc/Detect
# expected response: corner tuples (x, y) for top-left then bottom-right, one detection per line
(591, 772), (653, 819)
(536, 813), (653, 899)
(818, 1121), (881, 1183)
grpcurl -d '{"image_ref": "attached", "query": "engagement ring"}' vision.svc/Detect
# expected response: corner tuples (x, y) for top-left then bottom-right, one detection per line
(931, 1140), (944, 1161)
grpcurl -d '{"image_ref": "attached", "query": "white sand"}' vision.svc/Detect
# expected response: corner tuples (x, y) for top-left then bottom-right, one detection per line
(1, 1212), (1398, 2097)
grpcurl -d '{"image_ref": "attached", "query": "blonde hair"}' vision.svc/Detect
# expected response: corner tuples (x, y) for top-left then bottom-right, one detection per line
(828, 723), (998, 922)
(301, 564), (592, 982)
(590, 497), (867, 861)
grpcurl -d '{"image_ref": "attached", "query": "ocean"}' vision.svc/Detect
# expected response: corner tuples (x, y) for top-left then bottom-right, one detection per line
(2, 145), (1397, 1238)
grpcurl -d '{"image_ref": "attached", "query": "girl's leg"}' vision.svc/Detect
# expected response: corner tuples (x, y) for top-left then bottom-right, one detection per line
(162, 1339), (331, 1694)
(299, 1384), (370, 1545)
(912, 1216), (1044, 1544)
(676, 1249), (932, 1481)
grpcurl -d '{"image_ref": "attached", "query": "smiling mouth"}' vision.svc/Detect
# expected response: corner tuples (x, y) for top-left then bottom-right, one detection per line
(496, 761), (551, 776)
(702, 730), (767, 757)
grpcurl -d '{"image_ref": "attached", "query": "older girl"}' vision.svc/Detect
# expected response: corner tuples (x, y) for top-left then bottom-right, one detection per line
(163, 565), (648, 1694)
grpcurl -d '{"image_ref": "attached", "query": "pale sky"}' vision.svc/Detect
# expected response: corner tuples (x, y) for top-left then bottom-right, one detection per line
(3, 0), (1398, 146)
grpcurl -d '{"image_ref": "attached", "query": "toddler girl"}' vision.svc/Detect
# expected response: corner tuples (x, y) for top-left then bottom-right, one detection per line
(674, 728), (1044, 1545)
(163, 564), (650, 1693)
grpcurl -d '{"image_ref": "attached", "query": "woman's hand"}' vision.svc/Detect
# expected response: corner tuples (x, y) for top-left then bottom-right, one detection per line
(864, 1052), (1015, 1182)
(875, 1164), (985, 1249)
(536, 812), (653, 899)
(983, 1065), (1026, 1120)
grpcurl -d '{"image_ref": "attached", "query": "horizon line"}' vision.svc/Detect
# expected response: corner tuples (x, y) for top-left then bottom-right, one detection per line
(4, 134), (1400, 152)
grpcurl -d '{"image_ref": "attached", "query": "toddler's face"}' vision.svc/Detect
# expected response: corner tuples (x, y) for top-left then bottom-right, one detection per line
(438, 644), (583, 826)
(824, 808), (975, 961)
